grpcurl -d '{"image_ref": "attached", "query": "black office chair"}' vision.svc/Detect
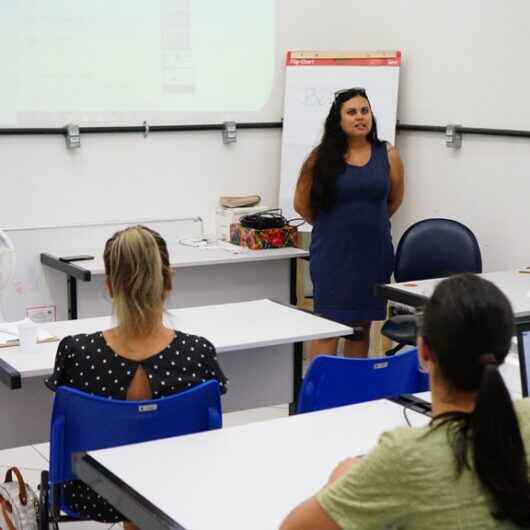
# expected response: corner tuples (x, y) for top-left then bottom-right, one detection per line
(382, 218), (482, 356)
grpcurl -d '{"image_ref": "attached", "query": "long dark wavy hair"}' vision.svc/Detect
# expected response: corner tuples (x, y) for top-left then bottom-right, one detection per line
(309, 88), (382, 214)
(422, 274), (530, 526)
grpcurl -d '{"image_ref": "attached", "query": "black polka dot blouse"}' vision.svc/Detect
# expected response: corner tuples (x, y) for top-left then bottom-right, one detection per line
(44, 330), (228, 522)
(46, 330), (228, 398)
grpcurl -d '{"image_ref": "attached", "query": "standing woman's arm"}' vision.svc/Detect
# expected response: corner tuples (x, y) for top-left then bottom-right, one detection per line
(386, 144), (404, 218)
(294, 152), (317, 225)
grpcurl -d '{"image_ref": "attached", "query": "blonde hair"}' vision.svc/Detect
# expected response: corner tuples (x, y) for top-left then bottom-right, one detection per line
(103, 226), (172, 338)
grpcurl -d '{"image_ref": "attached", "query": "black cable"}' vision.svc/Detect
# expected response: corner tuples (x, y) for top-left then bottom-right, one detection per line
(402, 405), (412, 427)
(239, 208), (305, 230)
(286, 217), (306, 227)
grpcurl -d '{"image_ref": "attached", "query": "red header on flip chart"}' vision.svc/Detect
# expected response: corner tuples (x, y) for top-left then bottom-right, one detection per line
(286, 51), (401, 67)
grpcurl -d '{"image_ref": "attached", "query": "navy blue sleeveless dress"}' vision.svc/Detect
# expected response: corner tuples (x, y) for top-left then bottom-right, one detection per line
(310, 142), (394, 329)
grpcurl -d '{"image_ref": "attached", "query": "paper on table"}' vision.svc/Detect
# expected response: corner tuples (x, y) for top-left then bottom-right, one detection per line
(0, 320), (58, 348)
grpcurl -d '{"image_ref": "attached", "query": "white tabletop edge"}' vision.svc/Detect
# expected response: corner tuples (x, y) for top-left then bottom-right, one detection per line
(383, 269), (530, 318)
(1, 299), (352, 377)
(19, 367), (53, 379)
(46, 245), (309, 276)
(214, 328), (353, 353)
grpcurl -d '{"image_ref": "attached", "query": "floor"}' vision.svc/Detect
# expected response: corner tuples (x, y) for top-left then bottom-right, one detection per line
(0, 404), (289, 529)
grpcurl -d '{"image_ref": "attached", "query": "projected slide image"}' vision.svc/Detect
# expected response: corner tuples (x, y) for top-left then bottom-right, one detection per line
(1, 0), (275, 125)
(160, 0), (195, 95)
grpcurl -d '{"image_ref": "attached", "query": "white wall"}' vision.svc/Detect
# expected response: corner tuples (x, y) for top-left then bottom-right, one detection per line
(392, 133), (530, 271)
(0, 129), (282, 228)
(277, 0), (530, 129)
(1, 0), (529, 320)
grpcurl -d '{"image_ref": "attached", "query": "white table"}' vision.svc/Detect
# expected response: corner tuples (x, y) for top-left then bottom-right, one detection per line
(376, 269), (530, 318)
(74, 399), (430, 530)
(41, 242), (309, 319)
(0, 299), (351, 449)
(376, 269), (530, 395)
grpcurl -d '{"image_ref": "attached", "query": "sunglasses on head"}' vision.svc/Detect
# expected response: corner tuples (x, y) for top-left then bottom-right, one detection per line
(334, 87), (367, 101)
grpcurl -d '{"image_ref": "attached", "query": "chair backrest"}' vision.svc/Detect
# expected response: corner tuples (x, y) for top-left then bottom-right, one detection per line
(395, 218), (482, 283)
(49, 380), (222, 488)
(297, 349), (429, 414)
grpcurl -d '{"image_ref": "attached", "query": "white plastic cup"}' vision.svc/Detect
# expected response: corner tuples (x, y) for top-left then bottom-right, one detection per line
(17, 321), (38, 353)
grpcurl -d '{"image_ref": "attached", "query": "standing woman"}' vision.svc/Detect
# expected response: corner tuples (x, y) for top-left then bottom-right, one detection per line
(294, 88), (404, 358)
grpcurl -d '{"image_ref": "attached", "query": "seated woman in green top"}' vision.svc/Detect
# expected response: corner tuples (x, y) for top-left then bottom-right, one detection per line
(281, 274), (530, 530)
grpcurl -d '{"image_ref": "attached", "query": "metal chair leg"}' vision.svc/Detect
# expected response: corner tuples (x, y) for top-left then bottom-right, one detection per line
(38, 470), (49, 530)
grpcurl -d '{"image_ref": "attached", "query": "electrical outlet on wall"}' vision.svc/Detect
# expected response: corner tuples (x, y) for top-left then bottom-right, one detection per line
(26, 305), (56, 323)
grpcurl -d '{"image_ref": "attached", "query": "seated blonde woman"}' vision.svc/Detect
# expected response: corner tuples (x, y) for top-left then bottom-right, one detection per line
(281, 274), (530, 530)
(46, 226), (227, 529)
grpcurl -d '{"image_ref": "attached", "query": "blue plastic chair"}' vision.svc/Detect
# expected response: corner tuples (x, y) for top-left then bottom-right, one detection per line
(39, 380), (222, 528)
(297, 349), (429, 414)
